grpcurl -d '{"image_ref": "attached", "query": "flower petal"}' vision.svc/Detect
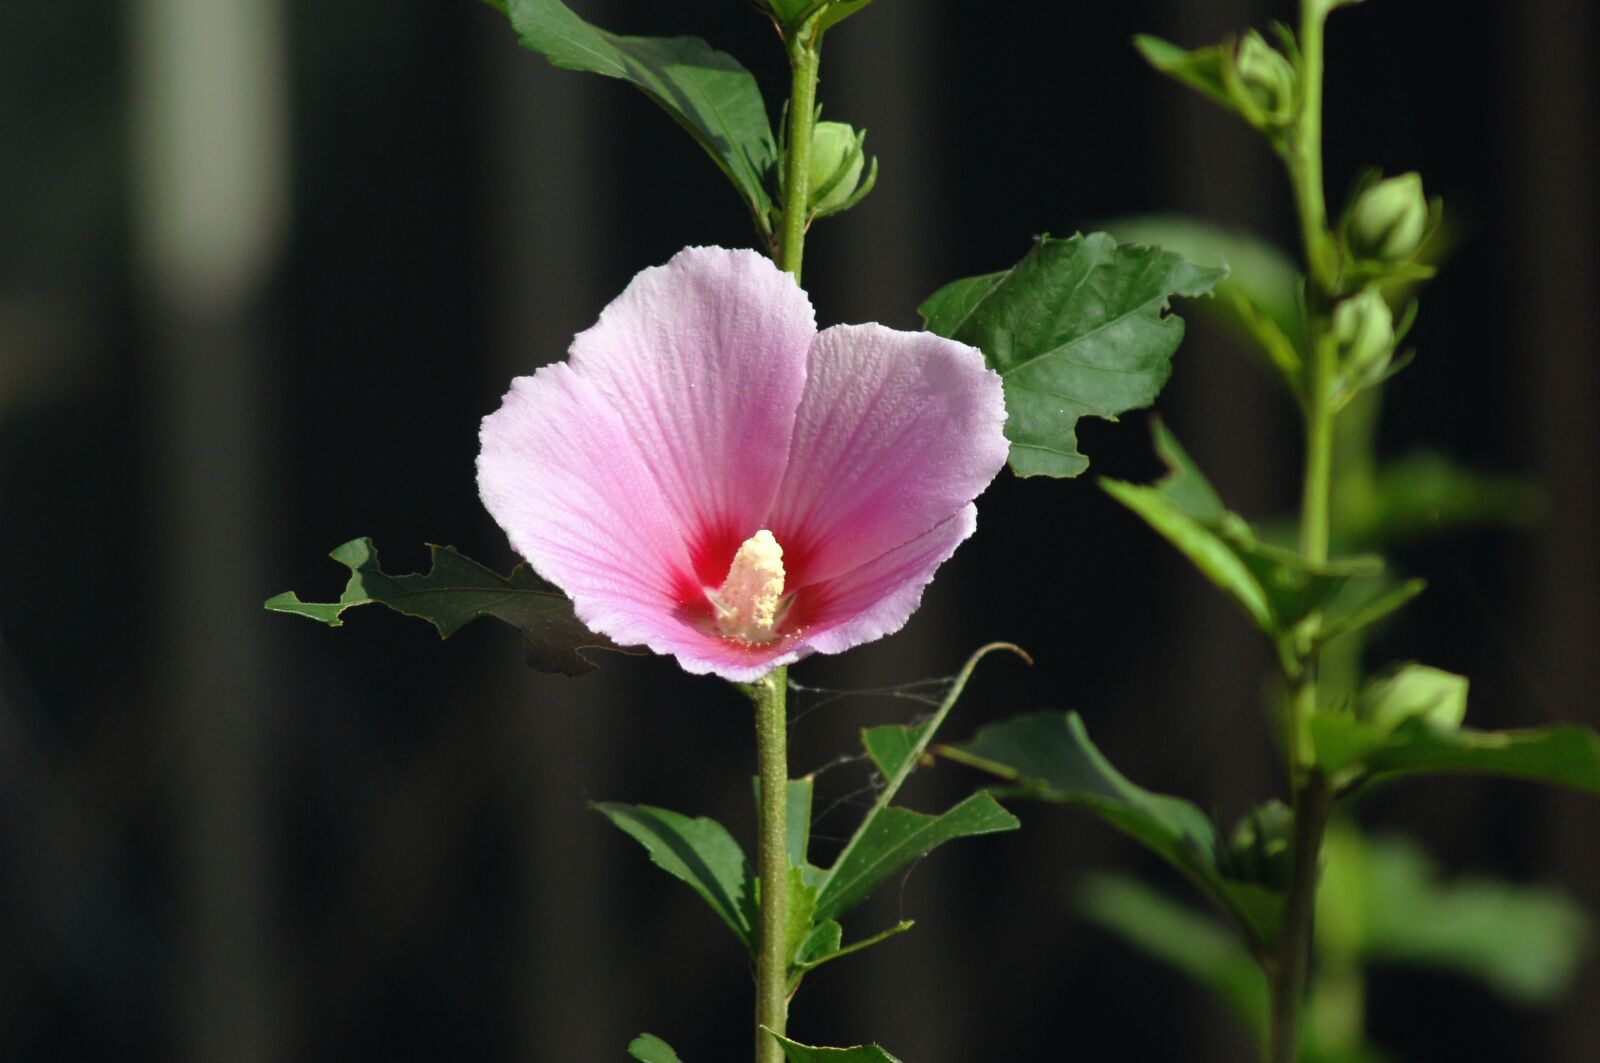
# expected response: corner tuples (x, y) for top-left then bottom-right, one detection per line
(477, 365), (698, 650)
(768, 323), (1007, 587)
(799, 506), (979, 654)
(567, 246), (815, 584)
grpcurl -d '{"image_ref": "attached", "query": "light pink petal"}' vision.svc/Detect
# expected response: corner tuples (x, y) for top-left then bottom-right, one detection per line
(768, 324), (1007, 588)
(477, 366), (700, 651)
(798, 506), (979, 654)
(639, 624), (809, 684)
(568, 246), (814, 584)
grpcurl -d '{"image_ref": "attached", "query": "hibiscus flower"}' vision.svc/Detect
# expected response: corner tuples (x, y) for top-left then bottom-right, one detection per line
(478, 246), (1007, 682)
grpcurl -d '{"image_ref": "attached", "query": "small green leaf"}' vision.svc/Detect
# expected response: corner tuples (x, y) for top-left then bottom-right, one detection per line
(816, 0), (878, 30)
(812, 793), (1018, 923)
(769, 1034), (903, 1063)
(1103, 424), (1381, 641)
(920, 233), (1224, 478)
(628, 1034), (686, 1063)
(265, 537), (633, 675)
(1312, 715), (1600, 796)
(591, 803), (756, 951)
(1080, 873), (1267, 1036)
(1133, 35), (1235, 113)
(942, 711), (1283, 948)
(499, 0), (776, 237)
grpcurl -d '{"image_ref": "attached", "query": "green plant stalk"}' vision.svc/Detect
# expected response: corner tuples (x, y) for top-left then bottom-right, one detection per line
(1268, 3), (1339, 1060)
(750, 668), (790, 1063)
(778, 18), (821, 281)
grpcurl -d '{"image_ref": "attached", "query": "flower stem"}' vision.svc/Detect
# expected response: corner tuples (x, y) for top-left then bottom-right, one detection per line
(1267, 4), (1339, 1060)
(750, 667), (790, 1063)
(777, 19), (821, 282)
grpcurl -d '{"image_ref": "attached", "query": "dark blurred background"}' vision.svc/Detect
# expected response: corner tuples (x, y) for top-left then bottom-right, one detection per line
(2, 0), (1596, 1059)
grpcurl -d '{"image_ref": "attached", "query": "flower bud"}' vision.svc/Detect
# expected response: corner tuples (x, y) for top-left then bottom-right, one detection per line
(1233, 31), (1295, 126)
(807, 121), (868, 214)
(1227, 801), (1293, 891)
(1332, 287), (1394, 385)
(1348, 172), (1428, 261)
(1359, 663), (1468, 732)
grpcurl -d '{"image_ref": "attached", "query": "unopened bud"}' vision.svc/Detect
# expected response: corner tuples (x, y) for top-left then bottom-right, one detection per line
(1332, 287), (1394, 385)
(808, 121), (868, 214)
(1349, 172), (1428, 261)
(1233, 31), (1295, 126)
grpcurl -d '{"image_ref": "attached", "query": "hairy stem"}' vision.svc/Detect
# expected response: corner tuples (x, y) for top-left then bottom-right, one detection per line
(778, 20), (821, 281)
(751, 668), (789, 1063)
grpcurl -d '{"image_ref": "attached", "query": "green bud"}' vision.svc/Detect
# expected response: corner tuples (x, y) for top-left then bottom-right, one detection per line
(1359, 663), (1468, 732)
(1233, 31), (1296, 126)
(1227, 800), (1294, 891)
(1332, 287), (1395, 386)
(1348, 172), (1428, 260)
(807, 121), (868, 215)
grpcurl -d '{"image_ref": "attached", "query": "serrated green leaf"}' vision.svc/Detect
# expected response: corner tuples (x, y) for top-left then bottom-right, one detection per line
(920, 233), (1224, 478)
(812, 793), (1017, 923)
(792, 918), (842, 968)
(500, 0), (776, 236)
(1103, 424), (1381, 641)
(265, 537), (631, 675)
(628, 1034), (686, 1063)
(942, 711), (1282, 948)
(1105, 214), (1305, 358)
(1080, 872), (1268, 1036)
(592, 803), (756, 951)
(769, 1034), (903, 1063)
(1312, 715), (1600, 795)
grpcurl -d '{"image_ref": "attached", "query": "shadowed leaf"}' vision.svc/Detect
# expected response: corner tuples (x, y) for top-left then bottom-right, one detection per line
(265, 537), (634, 675)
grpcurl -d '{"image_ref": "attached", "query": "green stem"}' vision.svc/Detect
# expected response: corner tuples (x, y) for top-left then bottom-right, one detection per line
(777, 20), (821, 281)
(751, 667), (790, 1063)
(1268, 6), (1339, 1060)
(1268, 773), (1331, 1063)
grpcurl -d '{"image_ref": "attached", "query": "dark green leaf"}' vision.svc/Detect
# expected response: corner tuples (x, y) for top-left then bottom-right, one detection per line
(628, 1034), (686, 1063)
(500, 0), (776, 235)
(1080, 873), (1267, 1035)
(1313, 715), (1600, 796)
(1103, 424), (1381, 640)
(817, 0), (877, 30)
(591, 803), (756, 951)
(812, 792), (1017, 923)
(264, 537), (632, 675)
(920, 233), (1224, 478)
(770, 1034), (903, 1063)
(861, 723), (930, 780)
(942, 711), (1282, 948)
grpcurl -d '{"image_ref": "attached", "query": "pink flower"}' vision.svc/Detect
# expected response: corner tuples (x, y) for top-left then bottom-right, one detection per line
(477, 246), (1007, 682)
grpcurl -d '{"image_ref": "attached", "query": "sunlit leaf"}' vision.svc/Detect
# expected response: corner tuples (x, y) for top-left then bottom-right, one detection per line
(264, 537), (632, 675)
(920, 233), (1224, 478)
(496, 0), (776, 236)
(591, 803), (756, 951)
(942, 711), (1283, 948)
